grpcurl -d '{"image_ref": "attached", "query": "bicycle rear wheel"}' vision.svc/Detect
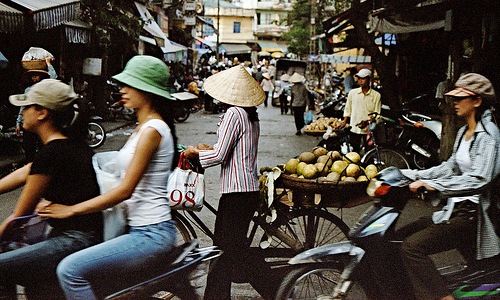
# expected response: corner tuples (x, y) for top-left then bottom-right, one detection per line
(363, 148), (409, 170)
(259, 207), (350, 262)
(172, 211), (198, 245)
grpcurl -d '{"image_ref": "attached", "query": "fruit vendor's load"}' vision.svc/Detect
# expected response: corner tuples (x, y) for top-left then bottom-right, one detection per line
(303, 117), (341, 132)
(282, 146), (377, 182)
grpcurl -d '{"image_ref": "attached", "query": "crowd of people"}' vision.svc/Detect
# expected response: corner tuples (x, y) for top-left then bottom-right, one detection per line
(0, 52), (498, 300)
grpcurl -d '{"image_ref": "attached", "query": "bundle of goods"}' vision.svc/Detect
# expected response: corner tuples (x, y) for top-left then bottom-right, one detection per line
(262, 146), (377, 207)
(303, 117), (341, 135)
(21, 47), (54, 70)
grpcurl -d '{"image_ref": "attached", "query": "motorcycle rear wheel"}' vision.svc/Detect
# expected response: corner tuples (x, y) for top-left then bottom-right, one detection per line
(87, 122), (106, 148)
(276, 264), (368, 300)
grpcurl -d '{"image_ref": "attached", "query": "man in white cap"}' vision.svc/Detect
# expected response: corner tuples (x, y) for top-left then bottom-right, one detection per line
(338, 68), (381, 152)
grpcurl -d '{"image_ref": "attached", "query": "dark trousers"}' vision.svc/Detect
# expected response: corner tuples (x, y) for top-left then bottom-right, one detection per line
(204, 192), (278, 300)
(279, 94), (288, 114)
(396, 205), (477, 300)
(263, 92), (269, 107)
(292, 106), (306, 132)
(348, 132), (365, 154)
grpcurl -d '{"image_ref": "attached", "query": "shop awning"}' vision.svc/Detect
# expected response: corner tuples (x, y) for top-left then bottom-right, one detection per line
(135, 2), (168, 41)
(367, 2), (449, 34)
(257, 41), (283, 53)
(220, 43), (251, 55)
(9, 0), (80, 31)
(63, 20), (91, 44)
(0, 2), (24, 33)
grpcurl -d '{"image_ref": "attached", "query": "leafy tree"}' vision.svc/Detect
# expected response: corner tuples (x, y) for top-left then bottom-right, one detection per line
(283, 0), (313, 56)
(80, 0), (143, 46)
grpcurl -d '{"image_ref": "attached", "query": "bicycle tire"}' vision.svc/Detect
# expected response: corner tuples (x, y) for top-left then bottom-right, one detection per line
(87, 122), (106, 148)
(411, 131), (440, 170)
(260, 207), (350, 260)
(363, 148), (409, 170)
(275, 264), (368, 300)
(172, 211), (198, 245)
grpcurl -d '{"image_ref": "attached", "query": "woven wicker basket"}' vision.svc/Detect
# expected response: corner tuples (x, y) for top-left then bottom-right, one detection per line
(275, 174), (372, 208)
(22, 60), (47, 71)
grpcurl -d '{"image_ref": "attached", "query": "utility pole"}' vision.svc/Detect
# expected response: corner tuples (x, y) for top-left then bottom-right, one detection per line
(216, 0), (220, 62)
(308, 0), (317, 83)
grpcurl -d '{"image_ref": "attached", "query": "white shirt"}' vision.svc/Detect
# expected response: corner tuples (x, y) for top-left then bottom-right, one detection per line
(117, 119), (174, 226)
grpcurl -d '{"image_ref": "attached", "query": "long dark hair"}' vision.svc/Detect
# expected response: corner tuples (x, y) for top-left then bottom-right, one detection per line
(151, 94), (180, 170)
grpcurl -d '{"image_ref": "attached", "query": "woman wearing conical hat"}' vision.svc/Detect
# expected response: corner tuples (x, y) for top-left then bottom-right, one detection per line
(185, 65), (279, 300)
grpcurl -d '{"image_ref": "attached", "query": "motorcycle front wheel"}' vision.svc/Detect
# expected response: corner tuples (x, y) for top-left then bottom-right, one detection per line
(276, 264), (368, 300)
(174, 106), (190, 123)
(87, 122), (106, 148)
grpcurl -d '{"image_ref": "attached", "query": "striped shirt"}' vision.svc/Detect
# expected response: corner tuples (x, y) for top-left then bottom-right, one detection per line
(199, 106), (260, 194)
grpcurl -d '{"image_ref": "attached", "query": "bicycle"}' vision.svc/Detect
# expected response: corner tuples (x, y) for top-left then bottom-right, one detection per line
(318, 115), (410, 171)
(172, 182), (351, 266)
(359, 113), (410, 170)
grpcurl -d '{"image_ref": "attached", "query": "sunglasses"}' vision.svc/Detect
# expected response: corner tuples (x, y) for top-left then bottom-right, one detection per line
(449, 95), (479, 101)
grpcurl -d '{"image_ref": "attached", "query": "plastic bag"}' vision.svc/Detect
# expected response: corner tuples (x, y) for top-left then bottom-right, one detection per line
(167, 152), (204, 211)
(305, 110), (314, 125)
(22, 47), (54, 61)
(92, 152), (128, 241)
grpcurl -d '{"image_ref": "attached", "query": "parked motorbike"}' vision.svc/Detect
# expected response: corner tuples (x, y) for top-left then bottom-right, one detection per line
(379, 104), (441, 170)
(170, 91), (199, 123)
(317, 86), (346, 119)
(275, 167), (499, 299)
(106, 80), (136, 122)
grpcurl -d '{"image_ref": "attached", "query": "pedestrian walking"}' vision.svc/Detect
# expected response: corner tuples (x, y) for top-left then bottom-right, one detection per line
(184, 65), (280, 300)
(260, 72), (274, 107)
(289, 72), (308, 135)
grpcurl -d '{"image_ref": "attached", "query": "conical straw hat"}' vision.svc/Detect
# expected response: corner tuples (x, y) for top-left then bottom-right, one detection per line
(289, 72), (305, 83)
(203, 65), (265, 107)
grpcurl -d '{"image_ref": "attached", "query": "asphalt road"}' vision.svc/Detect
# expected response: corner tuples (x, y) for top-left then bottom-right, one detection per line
(0, 104), (456, 299)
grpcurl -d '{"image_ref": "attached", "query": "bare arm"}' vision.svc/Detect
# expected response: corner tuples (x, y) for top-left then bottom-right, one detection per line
(0, 173), (49, 235)
(38, 127), (162, 219)
(0, 163), (31, 194)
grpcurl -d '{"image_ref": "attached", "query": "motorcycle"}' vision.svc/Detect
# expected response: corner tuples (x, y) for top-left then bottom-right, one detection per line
(380, 105), (442, 170)
(170, 91), (199, 123)
(275, 167), (499, 300)
(104, 239), (221, 299)
(106, 80), (136, 122)
(0, 214), (221, 299)
(318, 87), (346, 119)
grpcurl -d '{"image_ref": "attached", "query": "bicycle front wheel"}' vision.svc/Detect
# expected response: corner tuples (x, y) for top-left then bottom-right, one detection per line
(262, 207), (350, 260)
(363, 148), (409, 170)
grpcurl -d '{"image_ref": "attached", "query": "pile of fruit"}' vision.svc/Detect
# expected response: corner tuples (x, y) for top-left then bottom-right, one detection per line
(303, 117), (341, 132)
(282, 146), (378, 182)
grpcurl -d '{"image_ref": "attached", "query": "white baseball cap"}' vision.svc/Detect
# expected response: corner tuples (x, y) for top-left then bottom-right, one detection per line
(10, 79), (78, 111)
(355, 68), (372, 78)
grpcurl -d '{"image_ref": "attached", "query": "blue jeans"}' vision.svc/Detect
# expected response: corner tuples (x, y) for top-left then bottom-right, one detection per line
(57, 220), (176, 300)
(0, 230), (101, 300)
